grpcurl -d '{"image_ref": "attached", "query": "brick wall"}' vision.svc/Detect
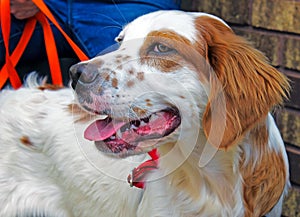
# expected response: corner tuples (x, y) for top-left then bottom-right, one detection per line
(181, 0), (300, 216)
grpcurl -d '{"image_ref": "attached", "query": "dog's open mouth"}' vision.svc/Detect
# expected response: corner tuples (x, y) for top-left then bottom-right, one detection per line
(84, 108), (181, 154)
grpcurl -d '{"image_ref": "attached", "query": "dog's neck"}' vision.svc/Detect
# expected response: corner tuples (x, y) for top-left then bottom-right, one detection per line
(157, 130), (242, 213)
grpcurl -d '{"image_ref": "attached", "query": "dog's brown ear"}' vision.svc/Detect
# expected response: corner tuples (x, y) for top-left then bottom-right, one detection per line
(195, 16), (289, 149)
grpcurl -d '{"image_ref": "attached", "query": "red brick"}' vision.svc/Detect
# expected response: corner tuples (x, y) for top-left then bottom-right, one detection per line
(276, 109), (300, 148)
(282, 185), (300, 217)
(283, 37), (300, 71)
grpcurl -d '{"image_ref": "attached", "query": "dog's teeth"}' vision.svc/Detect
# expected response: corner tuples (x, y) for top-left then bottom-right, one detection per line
(130, 124), (139, 130)
(140, 120), (147, 127)
(110, 135), (116, 140)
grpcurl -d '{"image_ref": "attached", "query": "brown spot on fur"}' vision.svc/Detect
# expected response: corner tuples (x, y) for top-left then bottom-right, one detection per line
(115, 58), (122, 65)
(240, 123), (287, 217)
(132, 107), (147, 117)
(101, 72), (110, 81)
(144, 99), (153, 107)
(137, 72), (144, 81)
(117, 65), (123, 70)
(38, 84), (63, 91)
(122, 55), (131, 62)
(97, 86), (103, 94)
(127, 80), (134, 87)
(115, 54), (131, 63)
(20, 136), (33, 147)
(128, 69), (134, 75)
(111, 78), (118, 88)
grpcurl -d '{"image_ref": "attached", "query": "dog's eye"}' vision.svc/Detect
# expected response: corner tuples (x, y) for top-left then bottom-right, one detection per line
(115, 35), (123, 44)
(153, 43), (174, 53)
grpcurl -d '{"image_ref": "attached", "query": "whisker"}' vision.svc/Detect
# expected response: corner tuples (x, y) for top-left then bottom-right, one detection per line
(100, 25), (123, 31)
(90, 12), (124, 28)
(111, 0), (129, 25)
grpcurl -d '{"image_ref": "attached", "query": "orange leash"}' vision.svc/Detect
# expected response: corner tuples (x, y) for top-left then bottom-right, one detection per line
(32, 0), (88, 61)
(35, 12), (63, 85)
(127, 149), (159, 189)
(0, 0), (23, 89)
(0, 0), (89, 89)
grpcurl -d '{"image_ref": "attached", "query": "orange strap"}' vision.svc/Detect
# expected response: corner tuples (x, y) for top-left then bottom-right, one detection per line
(35, 12), (63, 85)
(32, 0), (88, 61)
(0, 0), (89, 89)
(0, 0), (23, 89)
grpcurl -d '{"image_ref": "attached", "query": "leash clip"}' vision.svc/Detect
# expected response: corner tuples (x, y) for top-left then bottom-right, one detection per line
(127, 169), (135, 188)
(126, 149), (159, 189)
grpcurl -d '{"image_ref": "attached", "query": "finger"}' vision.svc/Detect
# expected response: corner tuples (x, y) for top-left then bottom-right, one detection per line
(12, 0), (29, 4)
(13, 9), (39, 19)
(11, 1), (38, 11)
(11, 3), (38, 11)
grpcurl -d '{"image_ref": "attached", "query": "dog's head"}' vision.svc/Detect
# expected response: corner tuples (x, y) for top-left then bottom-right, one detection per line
(70, 11), (289, 158)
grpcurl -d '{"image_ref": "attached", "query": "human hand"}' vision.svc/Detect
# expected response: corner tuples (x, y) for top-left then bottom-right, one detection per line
(10, 0), (39, 20)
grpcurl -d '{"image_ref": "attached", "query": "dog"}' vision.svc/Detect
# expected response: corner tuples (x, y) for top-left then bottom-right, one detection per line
(0, 10), (290, 217)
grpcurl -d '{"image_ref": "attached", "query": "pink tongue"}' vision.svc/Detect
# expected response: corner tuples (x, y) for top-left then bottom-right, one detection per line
(84, 118), (125, 141)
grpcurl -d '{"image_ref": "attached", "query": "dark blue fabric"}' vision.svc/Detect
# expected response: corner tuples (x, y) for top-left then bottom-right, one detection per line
(0, 0), (181, 69)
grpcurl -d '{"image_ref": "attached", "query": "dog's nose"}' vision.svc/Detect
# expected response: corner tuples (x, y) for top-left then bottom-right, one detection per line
(69, 63), (99, 89)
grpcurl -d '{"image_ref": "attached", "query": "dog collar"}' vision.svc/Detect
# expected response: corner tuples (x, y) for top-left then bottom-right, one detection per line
(127, 149), (159, 189)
